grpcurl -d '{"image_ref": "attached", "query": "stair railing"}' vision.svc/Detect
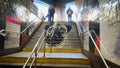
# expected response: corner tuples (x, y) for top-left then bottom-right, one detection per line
(86, 30), (109, 68)
(79, 21), (112, 57)
(23, 30), (46, 68)
(16, 0), (44, 38)
(77, 21), (110, 68)
(74, 4), (110, 67)
(0, 29), (7, 36)
(90, 30), (112, 57)
(23, 22), (57, 68)
(46, 22), (58, 53)
(76, 15), (111, 68)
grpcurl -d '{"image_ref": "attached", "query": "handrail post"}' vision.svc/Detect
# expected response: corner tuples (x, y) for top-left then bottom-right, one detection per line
(50, 40), (52, 53)
(81, 27), (84, 50)
(23, 30), (45, 68)
(34, 48), (37, 68)
(44, 30), (46, 57)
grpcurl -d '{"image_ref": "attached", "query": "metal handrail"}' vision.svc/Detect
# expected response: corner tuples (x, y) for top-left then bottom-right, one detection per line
(2, 18), (41, 37)
(79, 21), (112, 57)
(23, 22), (57, 68)
(23, 30), (45, 68)
(0, 29), (6, 36)
(17, 0), (42, 36)
(77, 21), (110, 68)
(90, 30), (112, 57)
(73, 2), (111, 66)
(1, 0), (44, 43)
(48, 22), (57, 37)
(7, 0), (42, 36)
(86, 30), (109, 68)
(29, 37), (45, 68)
(47, 22), (58, 53)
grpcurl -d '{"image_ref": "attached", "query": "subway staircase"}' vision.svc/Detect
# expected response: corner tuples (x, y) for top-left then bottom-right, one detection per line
(0, 21), (91, 68)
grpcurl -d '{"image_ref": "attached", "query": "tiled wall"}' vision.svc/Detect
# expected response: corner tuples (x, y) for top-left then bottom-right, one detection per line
(99, 0), (120, 66)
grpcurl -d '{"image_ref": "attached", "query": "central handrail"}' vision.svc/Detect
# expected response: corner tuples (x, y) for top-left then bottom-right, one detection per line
(47, 22), (57, 53)
(29, 38), (45, 68)
(48, 22), (57, 37)
(23, 22), (57, 68)
(23, 30), (45, 68)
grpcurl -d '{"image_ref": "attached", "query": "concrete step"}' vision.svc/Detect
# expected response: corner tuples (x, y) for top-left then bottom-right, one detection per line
(26, 42), (81, 49)
(25, 21), (81, 50)
(44, 40), (80, 43)
(27, 40), (80, 45)
(44, 38), (79, 40)
(0, 64), (91, 68)
(0, 52), (90, 66)
(23, 48), (82, 53)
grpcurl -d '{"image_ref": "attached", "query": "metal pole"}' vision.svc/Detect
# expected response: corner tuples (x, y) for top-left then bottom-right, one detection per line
(50, 37), (52, 53)
(44, 31), (46, 57)
(50, 43), (52, 53)
(34, 49), (37, 68)
(50, 33), (52, 53)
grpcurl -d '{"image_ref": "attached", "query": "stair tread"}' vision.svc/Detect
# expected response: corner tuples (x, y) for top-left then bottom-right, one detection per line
(23, 48), (82, 53)
(38, 64), (91, 68)
(25, 22), (81, 49)
(0, 52), (90, 65)
(2, 52), (88, 59)
(0, 63), (91, 68)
